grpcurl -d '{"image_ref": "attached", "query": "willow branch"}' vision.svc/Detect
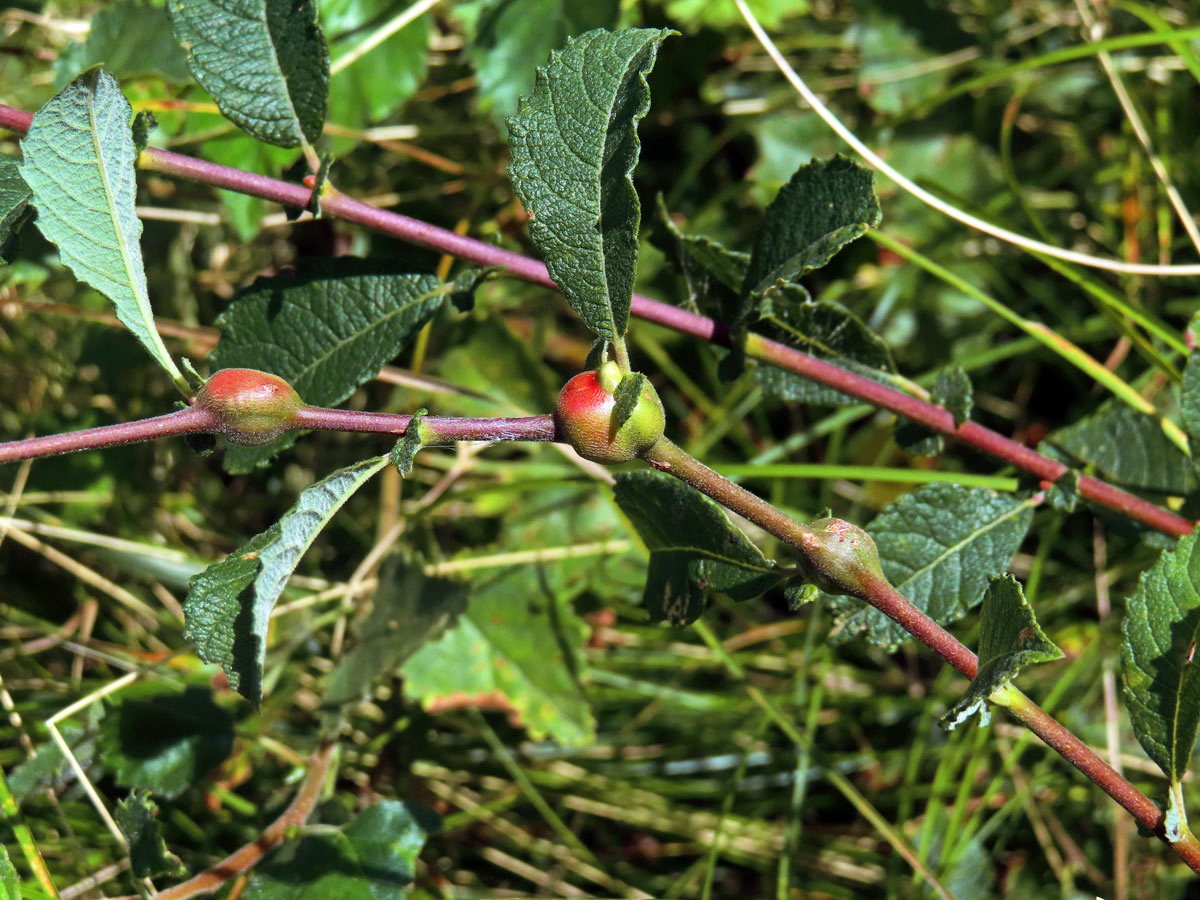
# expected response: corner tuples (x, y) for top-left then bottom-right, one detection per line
(642, 437), (1200, 874)
(0, 102), (1190, 537)
(0, 405), (555, 465)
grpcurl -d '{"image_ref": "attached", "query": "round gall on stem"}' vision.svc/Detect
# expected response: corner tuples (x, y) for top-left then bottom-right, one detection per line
(193, 368), (304, 446)
(553, 362), (665, 464)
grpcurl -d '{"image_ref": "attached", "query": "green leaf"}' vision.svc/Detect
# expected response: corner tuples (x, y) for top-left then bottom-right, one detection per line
(185, 457), (386, 704)
(936, 366), (974, 426)
(837, 484), (1034, 649)
(470, 0), (620, 124)
(211, 263), (447, 472)
(0, 845), (17, 900)
(115, 790), (184, 879)
(741, 156), (881, 299)
(0, 153), (33, 264)
(1122, 528), (1200, 787)
(651, 194), (748, 320)
(166, 0), (329, 147)
(612, 373), (650, 432)
(324, 559), (468, 708)
(507, 27), (674, 340)
(246, 800), (440, 900)
(389, 410), (426, 477)
(19, 69), (183, 383)
(614, 471), (783, 624)
(1048, 404), (1195, 495)
(213, 263), (445, 405)
(323, 0), (430, 148)
(99, 684), (234, 799)
(849, 12), (950, 115)
(9, 707), (104, 802)
(1181, 351), (1200, 459)
(402, 567), (595, 744)
(55, 0), (192, 88)
(942, 575), (1064, 730)
(752, 283), (897, 407)
(184, 525), (281, 702)
(894, 365), (974, 456)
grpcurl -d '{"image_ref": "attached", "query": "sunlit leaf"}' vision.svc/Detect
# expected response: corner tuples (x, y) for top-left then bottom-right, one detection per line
(20, 69), (183, 382)
(508, 27), (674, 340)
(167, 0), (329, 147)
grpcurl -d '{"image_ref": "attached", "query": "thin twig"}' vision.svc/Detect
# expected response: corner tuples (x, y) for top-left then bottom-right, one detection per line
(148, 740), (336, 900)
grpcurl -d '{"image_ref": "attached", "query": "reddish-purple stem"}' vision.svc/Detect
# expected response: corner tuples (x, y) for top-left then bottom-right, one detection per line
(3, 103), (1175, 535)
(293, 407), (556, 442)
(0, 406), (556, 466)
(645, 438), (1200, 872)
(0, 407), (216, 464)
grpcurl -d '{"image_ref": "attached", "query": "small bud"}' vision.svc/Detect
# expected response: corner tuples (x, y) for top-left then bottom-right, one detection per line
(797, 517), (884, 595)
(193, 368), (303, 446)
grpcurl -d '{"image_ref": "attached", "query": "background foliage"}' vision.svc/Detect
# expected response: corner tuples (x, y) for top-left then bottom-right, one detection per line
(4, 0), (1200, 897)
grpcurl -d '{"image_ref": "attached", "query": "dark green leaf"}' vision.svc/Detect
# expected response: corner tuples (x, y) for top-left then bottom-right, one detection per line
(507, 27), (674, 340)
(936, 366), (973, 426)
(246, 800), (440, 900)
(1122, 529), (1200, 787)
(837, 484), (1034, 649)
(741, 156), (881, 299)
(167, 0), (329, 147)
(54, 0), (192, 87)
(942, 575), (1063, 729)
(1048, 404), (1194, 495)
(651, 194), (748, 320)
(185, 456), (385, 704)
(1181, 351), (1200, 459)
(614, 471), (783, 624)
(0, 154), (33, 265)
(184, 525), (281, 702)
(402, 567), (595, 744)
(213, 264), (446, 407)
(1046, 469), (1080, 512)
(99, 684), (234, 799)
(471, 0), (620, 124)
(116, 791), (184, 879)
(894, 366), (973, 456)
(324, 559), (468, 708)
(20, 69), (183, 382)
(447, 263), (499, 313)
(389, 410), (426, 477)
(753, 283), (897, 406)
